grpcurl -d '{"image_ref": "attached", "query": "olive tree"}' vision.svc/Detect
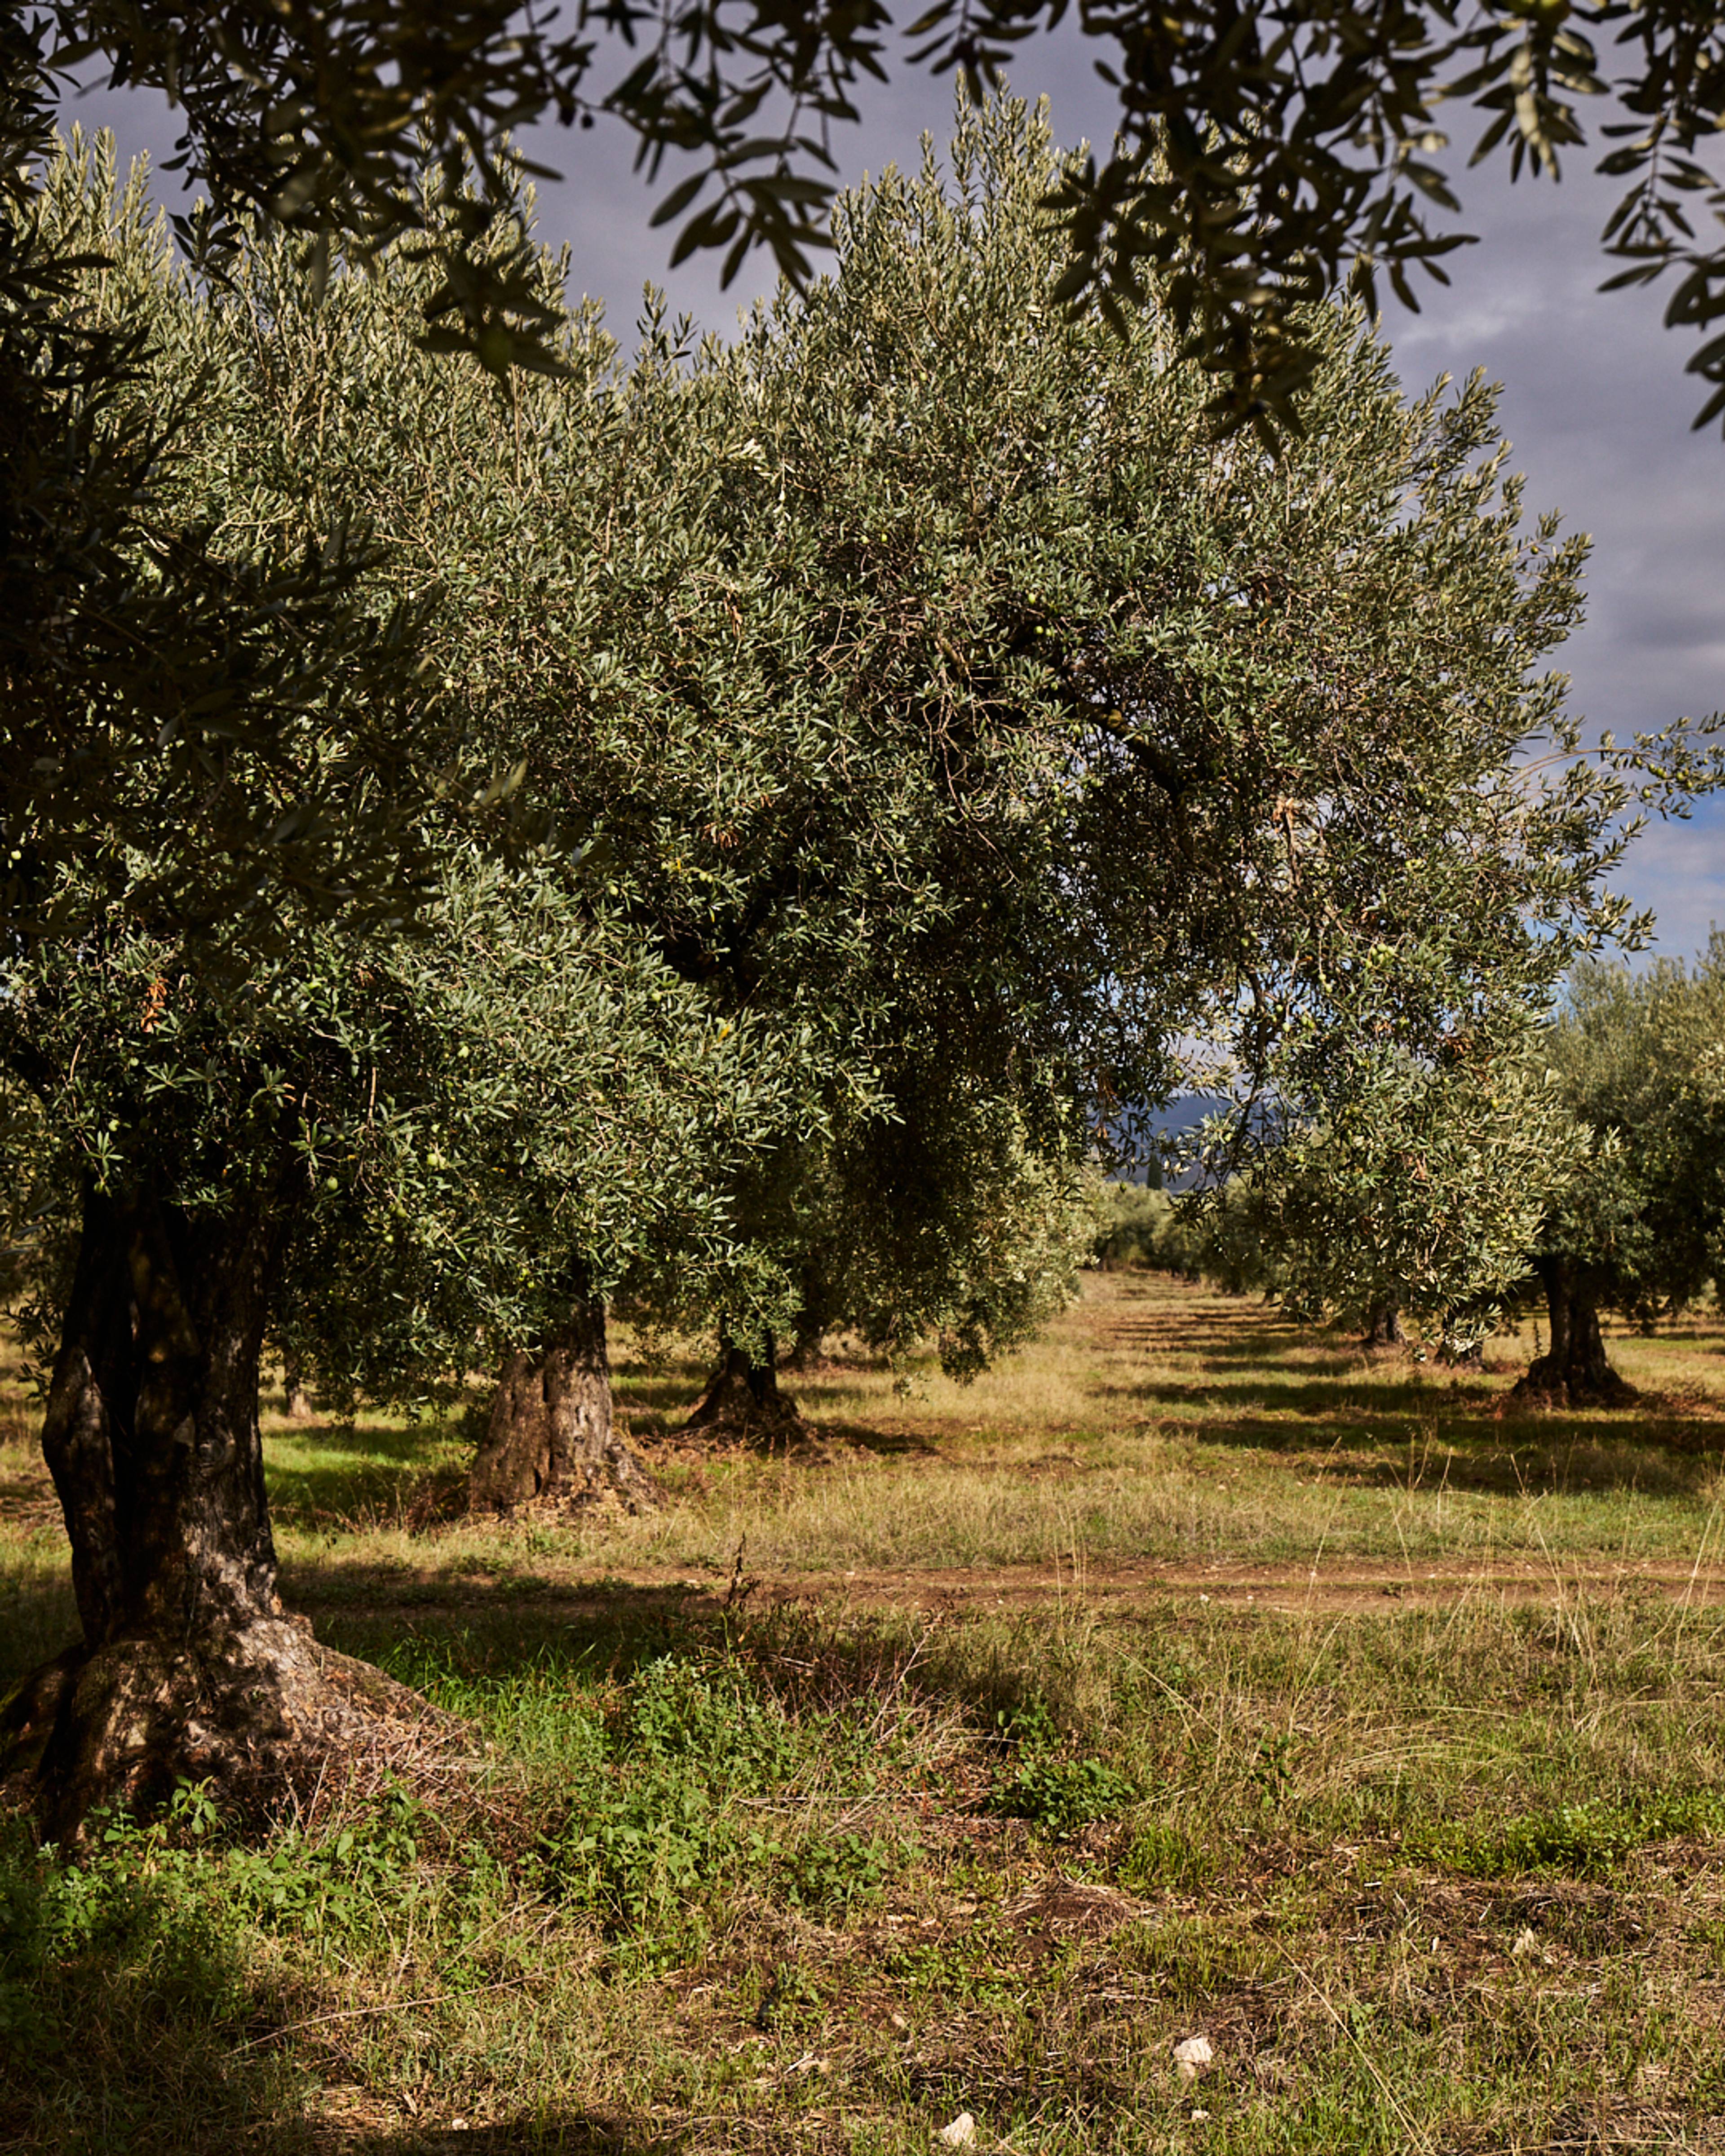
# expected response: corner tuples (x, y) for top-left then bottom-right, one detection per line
(0, 146), (809, 1831)
(4, 97), (1713, 1838)
(1515, 948), (1725, 1401)
(1188, 1057), (1590, 1355)
(583, 93), (1715, 1406)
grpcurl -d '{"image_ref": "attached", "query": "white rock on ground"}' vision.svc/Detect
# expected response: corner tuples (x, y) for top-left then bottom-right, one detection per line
(1173, 2035), (1215, 2083)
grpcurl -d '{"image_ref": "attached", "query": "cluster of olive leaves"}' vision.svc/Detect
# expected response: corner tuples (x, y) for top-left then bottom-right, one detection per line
(35, 0), (1725, 446)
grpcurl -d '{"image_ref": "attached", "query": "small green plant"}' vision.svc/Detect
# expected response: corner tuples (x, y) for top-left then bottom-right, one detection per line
(986, 1690), (1133, 1835)
(538, 1764), (723, 1953)
(533, 1652), (900, 1965)
(221, 1789), (423, 1936)
(1420, 1789), (1725, 1880)
(781, 1828), (889, 1911)
(1250, 1731), (1296, 1810)
(754, 1960), (823, 2029)
(990, 1750), (1136, 1834)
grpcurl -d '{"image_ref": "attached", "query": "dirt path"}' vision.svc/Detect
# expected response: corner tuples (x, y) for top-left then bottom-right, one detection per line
(741, 1555), (1725, 1615)
(296, 1552), (1725, 1625)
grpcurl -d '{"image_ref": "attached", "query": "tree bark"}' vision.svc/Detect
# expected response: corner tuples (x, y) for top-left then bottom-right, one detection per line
(1362, 1297), (1404, 1348)
(1515, 1259), (1635, 1405)
(0, 1178), (437, 1840)
(783, 1310), (827, 1371)
(468, 1291), (657, 1513)
(782, 1250), (836, 1370)
(281, 1347), (314, 1423)
(683, 1330), (813, 1449)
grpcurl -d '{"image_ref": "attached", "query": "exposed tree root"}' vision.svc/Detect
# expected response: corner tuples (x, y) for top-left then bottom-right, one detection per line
(0, 1617), (461, 1846)
(1512, 1358), (1640, 1409)
(683, 1347), (821, 1455)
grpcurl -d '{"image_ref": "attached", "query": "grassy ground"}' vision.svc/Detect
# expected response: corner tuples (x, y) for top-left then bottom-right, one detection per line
(7, 1275), (1725, 2152)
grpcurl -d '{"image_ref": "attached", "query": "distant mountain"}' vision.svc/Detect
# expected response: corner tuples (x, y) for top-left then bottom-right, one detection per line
(1104, 1094), (1232, 1188)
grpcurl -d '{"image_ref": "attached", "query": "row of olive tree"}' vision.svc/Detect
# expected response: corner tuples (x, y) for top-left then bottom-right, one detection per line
(0, 97), (1685, 1833)
(1166, 945), (1725, 1398)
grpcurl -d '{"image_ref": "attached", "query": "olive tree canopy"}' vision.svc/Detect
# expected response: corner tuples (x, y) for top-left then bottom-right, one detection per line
(1516, 948), (1725, 1401)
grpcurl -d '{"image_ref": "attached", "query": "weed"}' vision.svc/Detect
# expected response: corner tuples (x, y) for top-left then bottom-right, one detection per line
(783, 1828), (890, 1910)
(1120, 1819), (1218, 1889)
(1421, 1788), (1725, 1879)
(753, 1961), (823, 2029)
(988, 1750), (1135, 1835)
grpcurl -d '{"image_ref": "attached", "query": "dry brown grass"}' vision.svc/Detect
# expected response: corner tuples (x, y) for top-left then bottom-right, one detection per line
(9, 1276), (1725, 2154)
(230, 1275), (1725, 1616)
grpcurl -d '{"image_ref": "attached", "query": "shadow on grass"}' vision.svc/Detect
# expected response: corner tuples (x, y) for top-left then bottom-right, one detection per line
(611, 1369), (708, 1423)
(1323, 1433), (1707, 1500)
(809, 1421), (941, 1457)
(317, 2121), (684, 2154)
(264, 1415), (469, 1531)
(1098, 1373), (1495, 1421)
(1108, 1398), (1713, 1499)
(0, 1567), (75, 1691)
(297, 1574), (726, 1682)
(0, 1568), (731, 1715)
(0, 1808), (304, 2156)
(4, 1966), (686, 2156)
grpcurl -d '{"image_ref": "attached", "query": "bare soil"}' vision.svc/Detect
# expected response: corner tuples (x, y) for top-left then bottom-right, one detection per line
(294, 1551), (1725, 1629)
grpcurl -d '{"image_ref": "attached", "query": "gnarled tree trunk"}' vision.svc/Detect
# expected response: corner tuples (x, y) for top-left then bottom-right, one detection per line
(281, 1347), (314, 1423)
(468, 1291), (657, 1513)
(783, 1251), (836, 1371)
(1515, 1258), (1634, 1405)
(683, 1330), (813, 1449)
(1362, 1297), (1404, 1347)
(0, 1179), (434, 1841)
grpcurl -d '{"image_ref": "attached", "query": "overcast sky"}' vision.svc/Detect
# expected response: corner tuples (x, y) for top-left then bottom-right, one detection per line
(60, 38), (1725, 962)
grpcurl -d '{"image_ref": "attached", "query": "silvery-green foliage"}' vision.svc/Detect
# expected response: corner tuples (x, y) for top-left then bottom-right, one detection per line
(1191, 1059), (1589, 1348)
(725, 95), (1670, 1361)
(10, 96), (1703, 1404)
(5, 140), (814, 1397)
(1531, 944), (1725, 1325)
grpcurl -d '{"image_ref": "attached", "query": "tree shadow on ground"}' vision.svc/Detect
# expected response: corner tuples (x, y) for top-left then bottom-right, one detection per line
(811, 1421), (941, 1457)
(293, 1573), (739, 1679)
(0, 1566), (75, 1691)
(0, 1568), (743, 1710)
(1106, 1404), (1714, 1498)
(611, 1369), (709, 1422)
(3, 1967), (687, 2156)
(1099, 1312), (1302, 1355)
(1307, 1432), (1707, 1500)
(264, 1416), (469, 1531)
(1092, 1373), (1496, 1420)
(310, 2120), (684, 2155)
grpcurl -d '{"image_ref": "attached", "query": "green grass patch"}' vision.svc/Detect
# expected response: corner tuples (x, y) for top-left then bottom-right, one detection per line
(1420, 1787), (1725, 1879)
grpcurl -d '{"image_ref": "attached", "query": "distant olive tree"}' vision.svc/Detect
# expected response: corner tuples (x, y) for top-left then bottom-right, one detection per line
(1190, 1058), (1588, 1356)
(1515, 949), (1725, 1402)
